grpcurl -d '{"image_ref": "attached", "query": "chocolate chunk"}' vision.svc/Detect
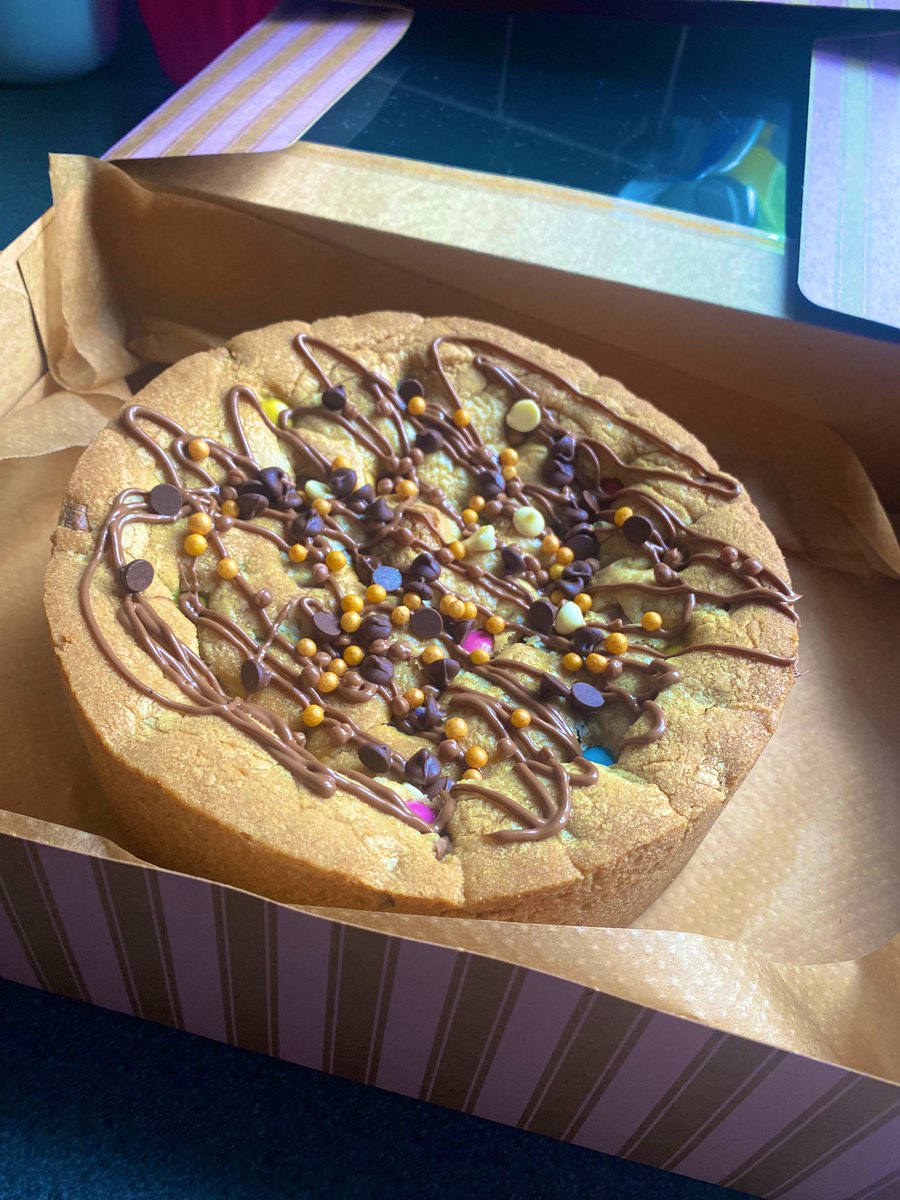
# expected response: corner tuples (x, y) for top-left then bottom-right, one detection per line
(570, 682), (605, 713)
(398, 378), (423, 402)
(322, 386), (346, 411)
(539, 673), (569, 701)
(372, 565), (403, 593)
(236, 480), (267, 496)
(238, 492), (268, 520)
(409, 696), (445, 732)
(566, 532), (598, 560)
(500, 545), (526, 575)
(402, 579), (433, 602)
(563, 560), (592, 580)
(476, 469), (504, 499)
(349, 484), (374, 506)
(443, 617), (474, 643)
(280, 488), (303, 510)
(258, 467), (288, 501)
(410, 605), (443, 639)
(622, 515), (654, 546)
(312, 612), (341, 642)
(579, 489), (602, 516)
(359, 613), (392, 643)
(408, 552), (440, 582)
(359, 742), (392, 773)
(544, 460), (575, 488)
(554, 434), (576, 462)
(526, 599), (556, 634)
(364, 498), (393, 525)
(405, 748), (441, 789)
(427, 656), (461, 690)
(360, 655), (394, 685)
(240, 659), (270, 693)
(148, 483), (182, 517)
(560, 504), (589, 529)
(556, 579), (581, 600)
(415, 429), (443, 455)
(329, 467), (357, 498)
(572, 625), (604, 657)
(120, 559), (154, 594)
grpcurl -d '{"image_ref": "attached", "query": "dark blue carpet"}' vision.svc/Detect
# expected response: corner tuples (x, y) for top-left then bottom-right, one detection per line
(0, 978), (752, 1199)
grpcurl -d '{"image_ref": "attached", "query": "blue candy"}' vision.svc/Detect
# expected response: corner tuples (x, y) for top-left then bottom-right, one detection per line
(583, 746), (615, 767)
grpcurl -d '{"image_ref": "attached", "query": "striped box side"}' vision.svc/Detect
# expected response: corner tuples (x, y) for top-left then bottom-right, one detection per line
(0, 834), (897, 1200)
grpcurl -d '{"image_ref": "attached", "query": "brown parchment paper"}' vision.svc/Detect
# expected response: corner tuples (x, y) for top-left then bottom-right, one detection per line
(3, 152), (899, 1082)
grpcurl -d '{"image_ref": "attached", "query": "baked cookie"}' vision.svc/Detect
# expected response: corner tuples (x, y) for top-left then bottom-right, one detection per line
(45, 314), (798, 924)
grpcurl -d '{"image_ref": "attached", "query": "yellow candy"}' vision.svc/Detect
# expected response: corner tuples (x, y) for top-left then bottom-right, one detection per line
(329, 658), (347, 677)
(391, 605), (411, 626)
(261, 398), (289, 424)
(453, 408), (472, 428)
(586, 653), (608, 675)
(499, 448), (519, 466)
(396, 480), (418, 500)
(403, 592), (422, 611)
(318, 672), (339, 693)
(461, 508), (479, 526)
(449, 540), (466, 560)
(331, 454), (352, 470)
(470, 648), (490, 666)
(461, 768), (483, 781)
(302, 704), (324, 728)
(297, 638), (317, 657)
(641, 610), (663, 632)
(574, 592), (593, 612)
(366, 584), (386, 603)
(445, 717), (468, 741)
(405, 687), (425, 707)
(343, 645), (364, 666)
(548, 564), (564, 581)
(406, 395), (426, 416)
(465, 746), (488, 769)
(187, 438), (209, 461)
(216, 557), (239, 580)
(188, 512), (213, 536)
(342, 594), (364, 613)
(183, 534), (208, 557)
(340, 612), (361, 633)
(541, 534), (560, 555)
(421, 645), (444, 665)
(555, 547), (574, 565)
(562, 652), (583, 672)
(469, 495), (486, 512)
(221, 499), (240, 518)
(605, 632), (629, 656)
(501, 464), (518, 481)
(288, 543), (308, 563)
(463, 601), (478, 621)
(325, 550), (347, 572)
(485, 616), (505, 635)
(510, 708), (531, 729)
(614, 506), (633, 527)
(312, 497), (332, 516)
(446, 599), (466, 620)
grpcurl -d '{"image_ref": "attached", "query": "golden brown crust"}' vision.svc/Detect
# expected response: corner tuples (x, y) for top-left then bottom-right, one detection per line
(44, 313), (796, 924)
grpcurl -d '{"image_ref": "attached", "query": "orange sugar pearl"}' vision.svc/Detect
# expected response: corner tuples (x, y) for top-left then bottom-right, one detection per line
(402, 592), (422, 611)
(641, 610), (663, 632)
(318, 672), (340, 693)
(405, 687), (425, 707)
(340, 611), (361, 633)
(586, 653), (608, 675)
(406, 395), (426, 417)
(468, 495), (486, 512)
(501, 465), (518, 481)
(216, 557), (239, 580)
(461, 768), (483, 781)
(325, 549), (347, 572)
(391, 605), (411, 626)
(183, 533), (208, 557)
(562, 652), (583, 672)
(499, 448), (519, 466)
(342, 594), (364, 613)
(312, 497), (332, 516)
(445, 717), (468, 740)
(331, 454), (352, 470)
(465, 746), (488, 769)
(485, 616), (505, 635)
(541, 534), (560, 555)
(187, 438), (209, 461)
(366, 583), (386, 603)
(221, 499), (240, 518)
(453, 408), (472, 428)
(449, 540), (466, 560)
(470, 648), (490, 666)
(288, 543), (308, 563)
(555, 546), (574, 565)
(297, 638), (317, 657)
(187, 511), (213, 536)
(302, 704), (324, 728)
(440, 594), (459, 616)
(329, 658), (348, 677)
(446, 598), (466, 620)
(548, 564), (564, 581)
(461, 508), (479, 526)
(396, 480), (418, 500)
(510, 708), (531, 729)
(421, 645), (444, 665)
(574, 592), (593, 612)
(463, 601), (478, 621)
(613, 506), (633, 527)
(343, 645), (364, 666)
(550, 590), (564, 606)
(605, 632), (629, 656)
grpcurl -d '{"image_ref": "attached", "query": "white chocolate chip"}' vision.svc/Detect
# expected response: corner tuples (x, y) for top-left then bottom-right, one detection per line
(512, 505), (545, 538)
(506, 399), (541, 433)
(305, 480), (331, 500)
(555, 600), (585, 635)
(464, 524), (497, 554)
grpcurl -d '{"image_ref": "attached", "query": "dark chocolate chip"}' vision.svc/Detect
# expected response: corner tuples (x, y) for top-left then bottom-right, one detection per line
(359, 613), (392, 644)
(329, 468), (357, 498)
(398, 378), (424, 402)
(544, 460), (575, 488)
(601, 477), (623, 495)
(312, 612), (341, 642)
(237, 493), (267, 520)
(409, 606), (443, 639)
(120, 559), (154, 594)
(364, 498), (393, 525)
(408, 552), (440, 582)
(258, 467), (288, 501)
(405, 748), (441, 789)
(360, 655), (394, 685)
(236, 481), (267, 496)
(148, 483), (182, 517)
(322, 386), (346, 411)
(526, 599), (556, 633)
(579, 489), (602, 516)
(566, 532), (599, 560)
(359, 742), (392, 773)
(415, 429), (443, 455)
(402, 579), (433, 601)
(556, 579), (581, 600)
(570, 682), (605, 713)
(477, 469), (505, 499)
(654, 562), (677, 585)
(372, 565), (403, 593)
(554, 434), (576, 462)
(563, 559), (592, 580)
(500, 545), (526, 575)
(349, 484), (374, 507)
(622, 515), (654, 546)
(571, 625), (604, 656)
(240, 659), (271, 693)
(280, 489), (303, 510)
(539, 673), (569, 701)
(560, 505), (589, 529)
(443, 617), (474, 643)
(408, 696), (445, 733)
(427, 656), (461, 690)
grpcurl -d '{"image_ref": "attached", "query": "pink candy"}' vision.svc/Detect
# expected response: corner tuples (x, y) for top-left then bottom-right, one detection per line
(407, 800), (436, 824)
(461, 628), (493, 655)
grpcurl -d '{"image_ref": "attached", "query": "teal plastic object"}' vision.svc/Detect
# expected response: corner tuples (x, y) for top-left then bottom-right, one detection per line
(0, 0), (119, 84)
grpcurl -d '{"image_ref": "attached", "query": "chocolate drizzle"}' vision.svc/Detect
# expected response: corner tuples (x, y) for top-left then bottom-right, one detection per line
(76, 329), (798, 852)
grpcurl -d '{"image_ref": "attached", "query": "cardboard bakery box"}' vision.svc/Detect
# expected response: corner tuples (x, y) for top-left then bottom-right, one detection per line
(1, 145), (899, 1200)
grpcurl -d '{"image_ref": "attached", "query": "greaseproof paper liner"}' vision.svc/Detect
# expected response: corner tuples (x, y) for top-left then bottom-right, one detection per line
(2, 151), (899, 1088)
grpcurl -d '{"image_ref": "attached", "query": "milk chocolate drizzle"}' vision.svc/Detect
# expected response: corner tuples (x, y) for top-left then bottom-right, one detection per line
(77, 332), (798, 850)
